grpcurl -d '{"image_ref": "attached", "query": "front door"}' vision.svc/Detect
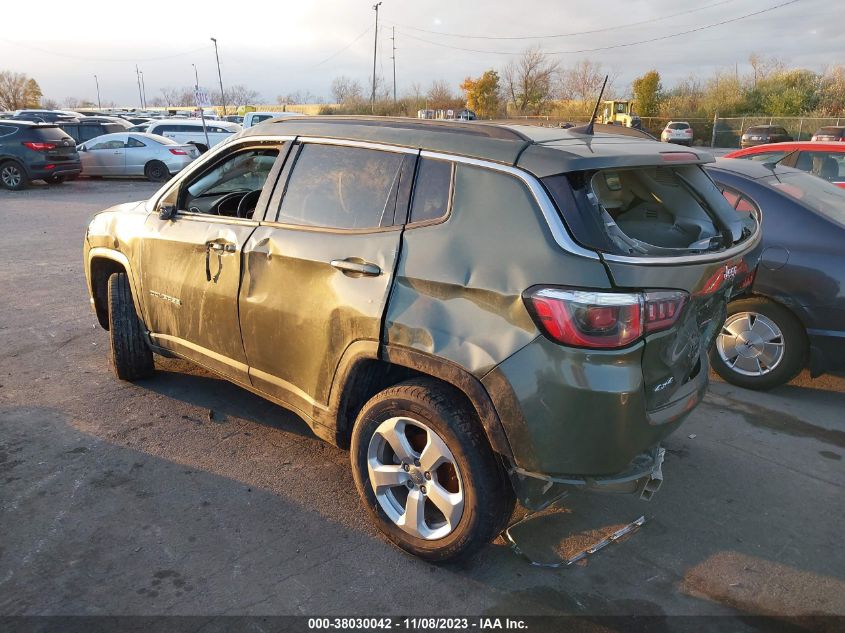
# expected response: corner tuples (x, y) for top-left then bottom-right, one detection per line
(86, 135), (126, 175)
(239, 141), (414, 420)
(140, 142), (284, 382)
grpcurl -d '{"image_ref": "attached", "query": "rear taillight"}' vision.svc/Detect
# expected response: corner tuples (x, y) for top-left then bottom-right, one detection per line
(169, 148), (188, 155)
(524, 288), (686, 349)
(22, 141), (56, 151)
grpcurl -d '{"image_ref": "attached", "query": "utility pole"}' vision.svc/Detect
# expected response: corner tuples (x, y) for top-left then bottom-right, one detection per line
(371, 2), (382, 113)
(135, 65), (143, 110)
(210, 37), (227, 116)
(391, 26), (396, 105)
(93, 74), (101, 110)
(140, 70), (147, 110)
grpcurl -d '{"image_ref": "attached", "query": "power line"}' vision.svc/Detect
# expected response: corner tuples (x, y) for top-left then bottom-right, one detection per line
(396, 0), (803, 57)
(386, 0), (735, 41)
(311, 25), (372, 69)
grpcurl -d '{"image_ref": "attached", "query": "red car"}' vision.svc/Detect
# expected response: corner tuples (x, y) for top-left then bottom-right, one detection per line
(725, 142), (845, 188)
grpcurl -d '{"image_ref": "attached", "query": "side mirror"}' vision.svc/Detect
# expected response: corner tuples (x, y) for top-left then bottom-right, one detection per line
(158, 204), (177, 221)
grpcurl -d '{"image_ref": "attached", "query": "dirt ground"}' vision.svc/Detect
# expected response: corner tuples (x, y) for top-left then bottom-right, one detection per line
(1, 179), (843, 622)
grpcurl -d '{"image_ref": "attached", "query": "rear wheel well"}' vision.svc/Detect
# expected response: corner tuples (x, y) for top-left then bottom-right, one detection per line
(90, 257), (127, 329)
(335, 360), (482, 453)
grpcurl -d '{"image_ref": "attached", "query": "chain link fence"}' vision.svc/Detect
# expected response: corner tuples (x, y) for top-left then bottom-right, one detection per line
(711, 116), (844, 147)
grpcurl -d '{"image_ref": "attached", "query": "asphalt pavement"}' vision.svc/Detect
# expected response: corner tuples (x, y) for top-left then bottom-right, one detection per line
(1, 179), (843, 621)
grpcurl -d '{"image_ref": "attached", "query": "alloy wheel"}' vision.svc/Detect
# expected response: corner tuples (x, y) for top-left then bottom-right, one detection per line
(716, 311), (785, 376)
(1, 164), (22, 188)
(367, 416), (464, 540)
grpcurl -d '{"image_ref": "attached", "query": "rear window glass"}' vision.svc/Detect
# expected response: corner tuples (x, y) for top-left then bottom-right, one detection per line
(276, 143), (402, 230)
(817, 127), (844, 136)
(746, 127), (768, 134)
(765, 172), (845, 226)
(145, 134), (175, 145)
(31, 126), (72, 141)
(667, 123), (689, 130)
(543, 165), (756, 257)
(744, 151), (790, 163)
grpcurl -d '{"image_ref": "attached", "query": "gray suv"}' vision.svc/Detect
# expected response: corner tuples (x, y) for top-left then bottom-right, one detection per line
(83, 117), (760, 560)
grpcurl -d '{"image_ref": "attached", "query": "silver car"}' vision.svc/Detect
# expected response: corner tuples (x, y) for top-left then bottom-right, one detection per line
(77, 132), (199, 181)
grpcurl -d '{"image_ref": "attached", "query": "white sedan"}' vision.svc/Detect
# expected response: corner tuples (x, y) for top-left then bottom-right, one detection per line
(77, 132), (199, 181)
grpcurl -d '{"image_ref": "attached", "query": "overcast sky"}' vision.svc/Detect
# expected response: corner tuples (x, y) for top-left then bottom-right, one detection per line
(1, 0), (840, 106)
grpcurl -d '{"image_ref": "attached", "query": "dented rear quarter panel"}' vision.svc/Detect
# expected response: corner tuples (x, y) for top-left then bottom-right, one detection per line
(385, 161), (612, 378)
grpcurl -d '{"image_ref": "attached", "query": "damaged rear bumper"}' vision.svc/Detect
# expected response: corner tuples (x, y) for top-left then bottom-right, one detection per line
(509, 445), (666, 511)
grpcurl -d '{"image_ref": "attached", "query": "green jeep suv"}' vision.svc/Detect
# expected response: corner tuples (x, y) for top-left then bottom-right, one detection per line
(84, 117), (760, 560)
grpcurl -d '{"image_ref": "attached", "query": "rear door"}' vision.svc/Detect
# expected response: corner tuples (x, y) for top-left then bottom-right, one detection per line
(239, 140), (413, 418)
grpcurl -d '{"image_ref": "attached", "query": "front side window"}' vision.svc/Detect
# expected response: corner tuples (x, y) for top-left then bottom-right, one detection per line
(409, 158), (453, 224)
(793, 151), (843, 182)
(89, 138), (125, 150)
(181, 147), (280, 216)
(276, 144), (403, 230)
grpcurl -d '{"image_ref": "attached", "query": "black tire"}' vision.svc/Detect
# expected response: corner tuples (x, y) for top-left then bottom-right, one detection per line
(107, 272), (154, 381)
(710, 297), (807, 390)
(350, 378), (514, 561)
(0, 160), (28, 190)
(144, 160), (170, 182)
(45, 175), (65, 184)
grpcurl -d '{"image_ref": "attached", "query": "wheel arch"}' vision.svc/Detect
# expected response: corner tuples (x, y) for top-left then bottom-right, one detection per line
(325, 342), (514, 463)
(87, 248), (145, 331)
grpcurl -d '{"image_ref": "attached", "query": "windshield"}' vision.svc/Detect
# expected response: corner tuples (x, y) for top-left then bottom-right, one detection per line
(765, 171), (845, 226)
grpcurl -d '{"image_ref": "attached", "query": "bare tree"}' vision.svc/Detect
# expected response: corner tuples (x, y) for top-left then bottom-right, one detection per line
(62, 96), (80, 109)
(278, 90), (320, 105)
(160, 86), (181, 107)
(426, 80), (454, 109)
(502, 47), (560, 114)
(41, 97), (59, 110)
(223, 85), (261, 108)
(559, 60), (607, 101)
(331, 76), (364, 104)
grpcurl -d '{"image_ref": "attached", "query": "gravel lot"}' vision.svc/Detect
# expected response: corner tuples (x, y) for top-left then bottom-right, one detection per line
(1, 179), (843, 621)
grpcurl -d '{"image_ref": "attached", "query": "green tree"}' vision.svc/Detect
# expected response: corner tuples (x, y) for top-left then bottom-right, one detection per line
(631, 70), (663, 117)
(748, 69), (820, 116)
(460, 70), (501, 119)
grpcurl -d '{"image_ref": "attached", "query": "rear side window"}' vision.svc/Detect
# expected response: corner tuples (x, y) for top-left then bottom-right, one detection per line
(0, 125), (16, 137)
(409, 158), (453, 224)
(276, 144), (402, 230)
(79, 125), (105, 142)
(127, 137), (146, 148)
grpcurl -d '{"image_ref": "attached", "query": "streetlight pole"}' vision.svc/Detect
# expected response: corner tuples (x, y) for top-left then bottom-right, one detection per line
(210, 37), (226, 116)
(94, 74), (101, 110)
(371, 2), (382, 114)
(139, 70), (147, 110)
(135, 65), (143, 110)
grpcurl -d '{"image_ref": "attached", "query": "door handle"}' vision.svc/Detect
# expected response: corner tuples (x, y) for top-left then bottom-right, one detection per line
(330, 258), (381, 277)
(205, 241), (237, 282)
(207, 242), (236, 253)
